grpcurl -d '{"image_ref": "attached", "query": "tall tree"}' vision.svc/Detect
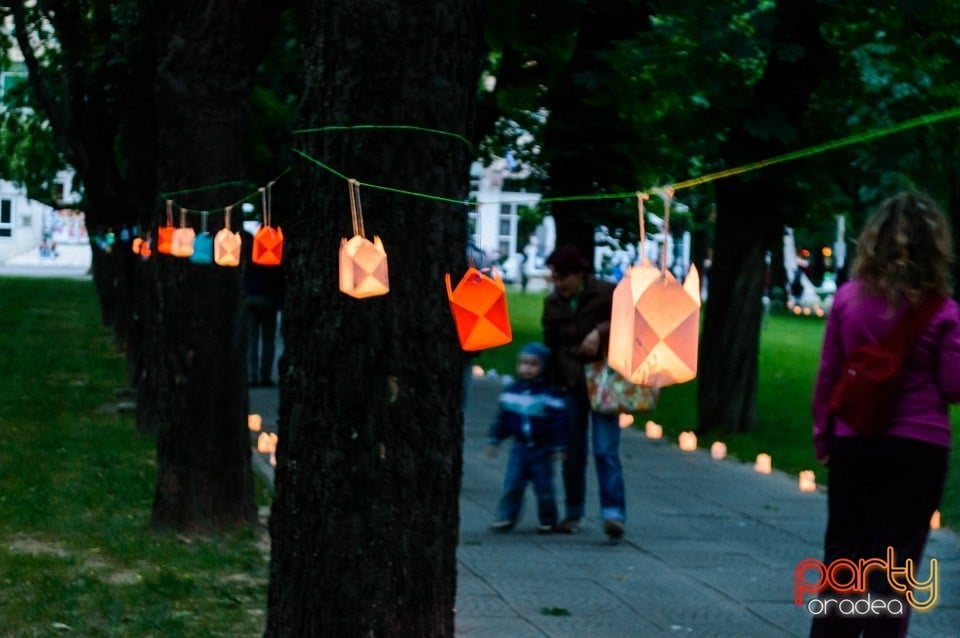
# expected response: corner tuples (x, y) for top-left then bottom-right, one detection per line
(540, 0), (652, 261)
(265, 1), (482, 634)
(148, 0), (284, 531)
(698, 0), (832, 434)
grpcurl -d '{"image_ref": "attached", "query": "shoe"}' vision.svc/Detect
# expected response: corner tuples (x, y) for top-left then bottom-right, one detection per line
(603, 519), (625, 539)
(556, 517), (580, 534)
(537, 523), (556, 534)
(489, 520), (514, 532)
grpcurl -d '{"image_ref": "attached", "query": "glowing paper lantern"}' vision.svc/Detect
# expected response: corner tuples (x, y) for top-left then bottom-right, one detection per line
(471, 365), (485, 378)
(171, 207), (196, 257)
(214, 206), (242, 267)
(678, 431), (697, 451)
(618, 413), (635, 429)
(190, 211), (213, 264)
(157, 200), (175, 255)
(755, 453), (772, 474)
(445, 266), (512, 351)
(132, 237), (143, 254)
(247, 414), (262, 432)
(257, 432), (278, 454)
(931, 510), (941, 530)
(252, 184), (283, 266)
(608, 191), (701, 388)
(645, 420), (663, 439)
(710, 441), (727, 460)
(799, 470), (816, 492)
(339, 179), (389, 298)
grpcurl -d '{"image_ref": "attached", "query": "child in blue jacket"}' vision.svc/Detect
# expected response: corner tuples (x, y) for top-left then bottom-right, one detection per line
(485, 342), (568, 533)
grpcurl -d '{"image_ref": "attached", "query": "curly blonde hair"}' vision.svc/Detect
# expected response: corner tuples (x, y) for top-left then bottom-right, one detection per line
(853, 191), (954, 304)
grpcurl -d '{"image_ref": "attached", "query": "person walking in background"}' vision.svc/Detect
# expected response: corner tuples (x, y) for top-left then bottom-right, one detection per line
(485, 342), (567, 533)
(243, 230), (284, 387)
(810, 191), (960, 637)
(541, 244), (625, 539)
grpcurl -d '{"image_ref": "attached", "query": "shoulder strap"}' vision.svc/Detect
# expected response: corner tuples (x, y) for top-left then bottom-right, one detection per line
(880, 295), (945, 356)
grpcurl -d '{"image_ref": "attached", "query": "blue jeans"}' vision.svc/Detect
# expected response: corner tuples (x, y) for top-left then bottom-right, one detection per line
(496, 443), (559, 526)
(562, 390), (626, 522)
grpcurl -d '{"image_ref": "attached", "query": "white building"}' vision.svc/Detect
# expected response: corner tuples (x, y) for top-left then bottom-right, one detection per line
(468, 159), (553, 281)
(0, 170), (84, 263)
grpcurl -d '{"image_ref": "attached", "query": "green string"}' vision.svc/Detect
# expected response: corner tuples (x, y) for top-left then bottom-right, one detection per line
(161, 167), (292, 214)
(160, 107), (960, 216)
(292, 148), (469, 205)
(294, 123), (474, 151)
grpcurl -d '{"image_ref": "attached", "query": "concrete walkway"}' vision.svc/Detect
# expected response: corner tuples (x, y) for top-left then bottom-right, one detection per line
(250, 376), (960, 637)
(0, 243), (91, 278)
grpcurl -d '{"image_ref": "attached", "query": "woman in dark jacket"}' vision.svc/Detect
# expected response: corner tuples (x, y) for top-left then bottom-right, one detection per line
(541, 245), (625, 539)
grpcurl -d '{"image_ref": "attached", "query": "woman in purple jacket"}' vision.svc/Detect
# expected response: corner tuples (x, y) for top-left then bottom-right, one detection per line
(810, 191), (960, 637)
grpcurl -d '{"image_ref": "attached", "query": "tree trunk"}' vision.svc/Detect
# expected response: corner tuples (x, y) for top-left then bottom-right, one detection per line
(265, 1), (482, 635)
(698, 0), (831, 435)
(542, 1), (651, 262)
(148, 0), (281, 532)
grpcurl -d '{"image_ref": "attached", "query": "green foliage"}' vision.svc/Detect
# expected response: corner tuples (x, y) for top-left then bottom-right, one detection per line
(0, 278), (267, 636)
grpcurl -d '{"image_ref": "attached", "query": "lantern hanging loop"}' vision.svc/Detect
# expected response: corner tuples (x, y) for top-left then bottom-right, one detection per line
(200, 210), (209, 233)
(653, 186), (675, 278)
(636, 192), (649, 264)
(224, 205), (233, 228)
(165, 199), (174, 226)
(179, 207), (188, 229)
(347, 178), (366, 238)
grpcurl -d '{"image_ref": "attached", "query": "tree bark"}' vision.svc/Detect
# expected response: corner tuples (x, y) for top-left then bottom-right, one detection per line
(542, 1), (651, 262)
(148, 0), (282, 532)
(698, 0), (832, 435)
(265, 1), (482, 635)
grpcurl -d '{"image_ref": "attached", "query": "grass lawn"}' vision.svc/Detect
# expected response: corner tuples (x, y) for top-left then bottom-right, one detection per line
(476, 287), (960, 529)
(0, 277), (268, 637)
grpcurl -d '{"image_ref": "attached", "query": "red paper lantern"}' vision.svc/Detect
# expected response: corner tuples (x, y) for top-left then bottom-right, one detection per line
(157, 200), (175, 255)
(252, 184), (283, 266)
(445, 266), (512, 351)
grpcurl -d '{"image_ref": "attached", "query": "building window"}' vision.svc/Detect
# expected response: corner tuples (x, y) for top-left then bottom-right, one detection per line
(0, 199), (12, 237)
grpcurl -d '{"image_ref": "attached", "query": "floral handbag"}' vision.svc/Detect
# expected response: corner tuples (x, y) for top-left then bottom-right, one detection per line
(584, 361), (659, 415)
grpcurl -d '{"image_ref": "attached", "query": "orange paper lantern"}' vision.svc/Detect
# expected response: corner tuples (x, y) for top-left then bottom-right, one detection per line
(214, 206), (242, 267)
(607, 191), (701, 388)
(339, 179), (389, 298)
(157, 200), (175, 255)
(252, 184), (283, 266)
(131, 237), (143, 254)
(445, 266), (512, 351)
(171, 207), (196, 257)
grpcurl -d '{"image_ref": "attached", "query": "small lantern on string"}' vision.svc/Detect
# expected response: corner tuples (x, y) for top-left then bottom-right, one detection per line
(445, 266), (513, 351)
(190, 211), (214, 264)
(339, 179), (389, 298)
(678, 431), (697, 451)
(157, 200), (175, 255)
(607, 190), (701, 388)
(171, 207), (196, 257)
(252, 183), (283, 266)
(710, 441), (727, 460)
(214, 206), (242, 267)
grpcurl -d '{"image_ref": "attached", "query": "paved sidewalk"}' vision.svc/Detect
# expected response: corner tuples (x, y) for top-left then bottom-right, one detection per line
(0, 243), (91, 278)
(251, 376), (960, 637)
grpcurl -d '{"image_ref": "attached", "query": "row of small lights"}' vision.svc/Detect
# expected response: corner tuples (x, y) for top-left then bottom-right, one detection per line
(641, 417), (942, 530)
(247, 410), (942, 530)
